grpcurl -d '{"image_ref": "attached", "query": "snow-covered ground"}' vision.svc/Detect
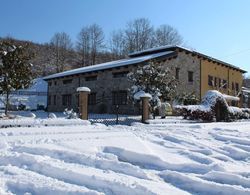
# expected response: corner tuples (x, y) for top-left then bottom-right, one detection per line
(0, 116), (250, 194)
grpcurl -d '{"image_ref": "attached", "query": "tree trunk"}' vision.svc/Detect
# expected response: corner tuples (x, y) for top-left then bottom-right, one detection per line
(5, 91), (9, 116)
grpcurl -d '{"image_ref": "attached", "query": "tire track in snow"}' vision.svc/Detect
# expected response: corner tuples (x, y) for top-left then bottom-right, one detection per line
(159, 170), (250, 195)
(12, 146), (148, 180)
(0, 152), (157, 195)
(0, 165), (102, 195)
(103, 146), (224, 174)
(200, 171), (250, 189)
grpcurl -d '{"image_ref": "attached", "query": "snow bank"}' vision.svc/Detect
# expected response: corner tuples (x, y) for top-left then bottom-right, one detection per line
(0, 118), (90, 128)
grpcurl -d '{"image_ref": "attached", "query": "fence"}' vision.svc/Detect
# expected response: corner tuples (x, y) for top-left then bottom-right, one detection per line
(88, 113), (141, 126)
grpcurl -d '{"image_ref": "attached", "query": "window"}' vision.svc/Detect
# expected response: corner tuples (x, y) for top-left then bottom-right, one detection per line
(63, 79), (72, 84)
(85, 75), (97, 81)
(188, 71), (194, 82)
(53, 95), (56, 105)
(113, 71), (129, 78)
(235, 83), (239, 92)
(214, 77), (218, 87)
(208, 75), (213, 86)
(219, 78), (222, 88)
(48, 95), (51, 105)
(222, 79), (227, 89)
(112, 91), (127, 105)
(88, 93), (97, 105)
(48, 82), (52, 86)
(232, 82), (235, 91)
(62, 94), (72, 106)
(54, 81), (57, 85)
(175, 68), (180, 80)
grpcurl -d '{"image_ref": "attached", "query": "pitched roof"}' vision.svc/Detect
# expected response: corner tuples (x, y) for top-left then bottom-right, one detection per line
(44, 45), (247, 80)
(43, 51), (175, 80)
(129, 45), (247, 73)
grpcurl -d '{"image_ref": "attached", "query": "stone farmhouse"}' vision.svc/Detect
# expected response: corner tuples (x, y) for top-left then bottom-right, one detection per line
(43, 45), (246, 114)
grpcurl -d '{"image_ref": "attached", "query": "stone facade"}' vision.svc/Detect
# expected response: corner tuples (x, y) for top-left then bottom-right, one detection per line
(47, 52), (201, 114)
(45, 46), (245, 114)
(162, 52), (201, 98)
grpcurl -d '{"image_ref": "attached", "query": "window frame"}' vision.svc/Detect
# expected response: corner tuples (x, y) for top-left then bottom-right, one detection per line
(88, 92), (97, 105)
(112, 71), (129, 78)
(235, 83), (239, 92)
(222, 79), (227, 89)
(208, 75), (213, 86)
(175, 68), (180, 80)
(62, 94), (72, 106)
(85, 75), (97, 81)
(48, 95), (51, 105)
(188, 71), (194, 83)
(53, 95), (56, 105)
(112, 90), (128, 105)
(63, 79), (72, 85)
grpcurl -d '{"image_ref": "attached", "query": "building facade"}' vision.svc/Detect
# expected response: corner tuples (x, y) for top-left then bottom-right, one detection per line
(44, 46), (246, 114)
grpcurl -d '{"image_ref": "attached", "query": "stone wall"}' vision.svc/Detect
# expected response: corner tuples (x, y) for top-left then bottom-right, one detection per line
(162, 51), (201, 98)
(47, 52), (201, 113)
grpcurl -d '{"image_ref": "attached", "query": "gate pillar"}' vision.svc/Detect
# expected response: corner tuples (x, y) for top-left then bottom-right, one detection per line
(77, 87), (91, 120)
(141, 96), (151, 124)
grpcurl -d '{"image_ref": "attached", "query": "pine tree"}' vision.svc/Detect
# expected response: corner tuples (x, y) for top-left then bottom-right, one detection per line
(0, 40), (33, 115)
(128, 60), (177, 116)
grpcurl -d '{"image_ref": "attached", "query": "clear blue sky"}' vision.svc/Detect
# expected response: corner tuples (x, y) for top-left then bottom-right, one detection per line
(1, 0), (249, 76)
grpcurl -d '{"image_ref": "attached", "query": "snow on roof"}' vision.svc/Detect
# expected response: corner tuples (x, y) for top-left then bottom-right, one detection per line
(43, 51), (174, 80)
(128, 45), (191, 57)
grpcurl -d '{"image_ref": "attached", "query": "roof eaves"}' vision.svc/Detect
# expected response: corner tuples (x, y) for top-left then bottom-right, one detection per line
(43, 51), (176, 80)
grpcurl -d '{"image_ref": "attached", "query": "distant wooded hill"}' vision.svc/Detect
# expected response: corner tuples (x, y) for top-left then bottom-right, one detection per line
(0, 37), (116, 77)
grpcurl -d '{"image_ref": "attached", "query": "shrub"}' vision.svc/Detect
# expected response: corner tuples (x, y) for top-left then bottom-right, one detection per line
(175, 90), (249, 122)
(175, 92), (200, 105)
(63, 108), (78, 119)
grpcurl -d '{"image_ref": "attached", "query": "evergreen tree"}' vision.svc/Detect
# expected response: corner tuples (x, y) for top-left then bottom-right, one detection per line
(0, 40), (33, 115)
(128, 60), (177, 116)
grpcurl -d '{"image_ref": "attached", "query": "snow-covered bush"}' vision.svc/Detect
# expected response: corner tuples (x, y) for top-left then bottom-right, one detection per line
(175, 92), (199, 105)
(175, 90), (249, 122)
(63, 108), (78, 119)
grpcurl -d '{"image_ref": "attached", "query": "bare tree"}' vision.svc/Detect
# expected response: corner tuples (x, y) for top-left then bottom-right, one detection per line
(155, 25), (183, 46)
(76, 27), (91, 67)
(76, 24), (105, 66)
(109, 30), (126, 60)
(50, 32), (72, 72)
(124, 18), (154, 53)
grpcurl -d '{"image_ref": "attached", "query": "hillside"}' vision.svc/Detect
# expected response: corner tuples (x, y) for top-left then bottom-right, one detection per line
(0, 37), (116, 78)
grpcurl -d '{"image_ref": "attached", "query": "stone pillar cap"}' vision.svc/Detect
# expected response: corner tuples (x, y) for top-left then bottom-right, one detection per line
(77, 87), (91, 93)
(134, 90), (152, 100)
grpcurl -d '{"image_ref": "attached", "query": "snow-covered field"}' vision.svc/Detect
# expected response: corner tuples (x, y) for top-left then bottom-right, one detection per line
(0, 117), (250, 194)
